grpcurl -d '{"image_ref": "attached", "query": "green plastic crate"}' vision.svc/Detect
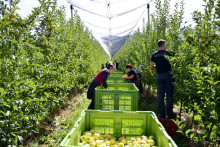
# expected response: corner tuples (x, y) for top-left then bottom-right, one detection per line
(114, 71), (123, 74)
(60, 110), (177, 147)
(95, 83), (139, 111)
(109, 73), (124, 77)
(107, 76), (127, 83)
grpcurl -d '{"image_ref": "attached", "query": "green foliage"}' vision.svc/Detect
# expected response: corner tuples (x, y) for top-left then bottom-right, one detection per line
(114, 0), (220, 145)
(0, 0), (109, 146)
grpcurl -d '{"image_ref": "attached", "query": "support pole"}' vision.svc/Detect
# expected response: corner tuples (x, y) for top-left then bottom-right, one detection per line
(147, 4), (150, 23)
(70, 5), (73, 19)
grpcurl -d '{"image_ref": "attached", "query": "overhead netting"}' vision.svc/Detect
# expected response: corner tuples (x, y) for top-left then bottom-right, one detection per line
(67, 0), (151, 57)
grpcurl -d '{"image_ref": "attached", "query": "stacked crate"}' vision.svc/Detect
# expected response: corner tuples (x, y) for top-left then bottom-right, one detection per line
(60, 71), (177, 147)
(95, 71), (139, 111)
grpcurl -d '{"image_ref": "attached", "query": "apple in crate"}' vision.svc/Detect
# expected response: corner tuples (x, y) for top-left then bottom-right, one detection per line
(80, 135), (86, 142)
(121, 139), (126, 144)
(94, 133), (100, 140)
(90, 142), (96, 147)
(143, 144), (150, 147)
(118, 142), (124, 147)
(82, 141), (87, 145)
(96, 140), (102, 145)
(141, 135), (147, 140)
(131, 138), (136, 142)
(110, 139), (116, 145)
(149, 136), (154, 140)
(86, 137), (91, 143)
(148, 140), (155, 146)
(105, 141), (111, 146)
(86, 132), (92, 138)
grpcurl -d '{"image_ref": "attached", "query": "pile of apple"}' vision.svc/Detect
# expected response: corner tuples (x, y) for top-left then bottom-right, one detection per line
(79, 130), (156, 147)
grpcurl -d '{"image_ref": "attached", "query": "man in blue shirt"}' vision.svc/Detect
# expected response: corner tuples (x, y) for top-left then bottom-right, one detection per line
(150, 39), (176, 119)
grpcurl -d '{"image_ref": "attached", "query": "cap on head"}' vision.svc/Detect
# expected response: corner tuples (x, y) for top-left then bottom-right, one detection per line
(158, 39), (166, 48)
(126, 64), (132, 69)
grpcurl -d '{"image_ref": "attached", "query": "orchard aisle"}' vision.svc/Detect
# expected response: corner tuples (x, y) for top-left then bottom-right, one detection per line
(25, 91), (90, 146)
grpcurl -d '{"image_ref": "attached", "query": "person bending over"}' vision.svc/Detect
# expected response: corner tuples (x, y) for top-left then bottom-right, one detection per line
(87, 64), (115, 109)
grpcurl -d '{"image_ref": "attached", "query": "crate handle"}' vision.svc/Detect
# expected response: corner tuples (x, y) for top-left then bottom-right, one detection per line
(112, 110), (124, 113)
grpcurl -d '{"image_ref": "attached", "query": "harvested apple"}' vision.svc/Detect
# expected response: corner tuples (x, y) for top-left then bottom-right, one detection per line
(110, 139), (116, 145)
(118, 142), (124, 147)
(80, 135), (86, 142)
(148, 140), (155, 146)
(148, 136), (154, 140)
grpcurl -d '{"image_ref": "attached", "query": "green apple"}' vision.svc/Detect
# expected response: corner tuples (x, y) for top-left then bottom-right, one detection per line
(118, 137), (122, 142)
(133, 142), (138, 145)
(91, 137), (95, 142)
(105, 141), (111, 146)
(90, 129), (95, 134)
(131, 138), (136, 142)
(107, 135), (113, 140)
(148, 140), (155, 146)
(86, 132), (92, 138)
(86, 137), (91, 143)
(148, 136), (154, 140)
(143, 144), (150, 147)
(84, 131), (89, 135)
(94, 133), (100, 140)
(82, 141), (87, 145)
(80, 135), (86, 142)
(128, 143), (132, 147)
(90, 140), (95, 144)
(121, 139), (126, 145)
(78, 143), (83, 146)
(113, 145), (118, 147)
(110, 139), (116, 145)
(138, 141), (142, 144)
(90, 142), (96, 147)
(118, 143), (124, 147)
(96, 140), (102, 145)
(141, 135), (147, 140)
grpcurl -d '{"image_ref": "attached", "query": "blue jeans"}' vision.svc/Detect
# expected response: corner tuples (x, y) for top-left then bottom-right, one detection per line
(157, 73), (174, 118)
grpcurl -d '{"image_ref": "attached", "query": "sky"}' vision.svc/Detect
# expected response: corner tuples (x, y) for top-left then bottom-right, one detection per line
(15, 0), (205, 56)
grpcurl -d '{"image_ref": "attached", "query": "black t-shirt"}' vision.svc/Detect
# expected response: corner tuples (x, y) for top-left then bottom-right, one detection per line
(151, 50), (174, 74)
(127, 69), (138, 81)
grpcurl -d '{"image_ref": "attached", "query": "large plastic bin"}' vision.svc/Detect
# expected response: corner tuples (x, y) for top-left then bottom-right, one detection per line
(109, 73), (124, 77)
(114, 70), (123, 74)
(107, 76), (127, 83)
(60, 110), (177, 147)
(95, 83), (139, 111)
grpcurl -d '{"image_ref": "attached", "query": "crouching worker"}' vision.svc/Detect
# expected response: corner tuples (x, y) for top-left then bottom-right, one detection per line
(123, 64), (142, 92)
(87, 64), (115, 109)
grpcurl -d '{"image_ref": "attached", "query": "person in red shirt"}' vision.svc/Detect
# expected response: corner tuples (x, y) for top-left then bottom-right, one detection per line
(87, 64), (115, 109)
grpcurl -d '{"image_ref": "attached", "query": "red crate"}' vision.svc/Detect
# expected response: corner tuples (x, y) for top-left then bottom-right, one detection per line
(158, 117), (178, 137)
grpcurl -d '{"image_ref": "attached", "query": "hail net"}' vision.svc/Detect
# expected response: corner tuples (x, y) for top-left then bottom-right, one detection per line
(67, 0), (150, 58)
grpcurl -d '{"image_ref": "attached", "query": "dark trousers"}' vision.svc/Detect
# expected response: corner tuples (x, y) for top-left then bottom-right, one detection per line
(87, 80), (100, 109)
(157, 73), (174, 118)
(129, 79), (142, 93)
